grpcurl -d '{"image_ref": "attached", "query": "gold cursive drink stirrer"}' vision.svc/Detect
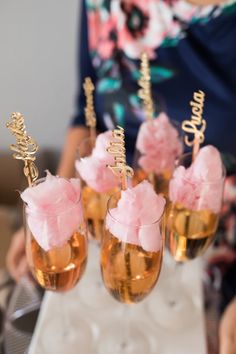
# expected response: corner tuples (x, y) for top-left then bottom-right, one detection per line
(182, 90), (206, 161)
(83, 77), (97, 142)
(138, 52), (154, 121)
(107, 126), (134, 190)
(6, 112), (39, 186)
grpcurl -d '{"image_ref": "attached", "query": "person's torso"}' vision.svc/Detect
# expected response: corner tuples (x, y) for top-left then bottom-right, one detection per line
(85, 0), (236, 157)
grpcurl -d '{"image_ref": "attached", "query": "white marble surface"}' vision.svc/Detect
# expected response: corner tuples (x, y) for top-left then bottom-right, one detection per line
(28, 243), (207, 354)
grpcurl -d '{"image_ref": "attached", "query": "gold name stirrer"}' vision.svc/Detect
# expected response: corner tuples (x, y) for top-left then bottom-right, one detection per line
(137, 52), (156, 184)
(182, 90), (206, 161)
(6, 112), (39, 186)
(83, 77), (97, 142)
(107, 126), (134, 190)
(138, 52), (154, 121)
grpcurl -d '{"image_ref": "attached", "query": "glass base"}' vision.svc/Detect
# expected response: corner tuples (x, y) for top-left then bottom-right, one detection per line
(78, 267), (118, 312)
(146, 260), (201, 332)
(97, 321), (151, 354)
(41, 315), (93, 354)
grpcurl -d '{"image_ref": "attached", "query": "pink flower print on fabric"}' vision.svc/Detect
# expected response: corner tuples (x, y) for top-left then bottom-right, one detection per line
(87, 0), (234, 60)
(111, 0), (181, 59)
(87, 10), (101, 52)
(88, 10), (117, 59)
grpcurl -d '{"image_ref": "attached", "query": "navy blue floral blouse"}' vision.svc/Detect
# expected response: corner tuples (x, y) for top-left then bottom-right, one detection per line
(71, 0), (236, 316)
(72, 0), (236, 160)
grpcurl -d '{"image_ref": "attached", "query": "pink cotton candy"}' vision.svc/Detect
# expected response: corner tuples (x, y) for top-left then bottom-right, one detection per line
(136, 113), (183, 175)
(106, 217), (140, 246)
(21, 172), (83, 251)
(169, 145), (225, 213)
(190, 145), (223, 181)
(75, 131), (119, 193)
(106, 180), (165, 252)
(76, 157), (119, 193)
(92, 131), (114, 164)
(139, 225), (162, 253)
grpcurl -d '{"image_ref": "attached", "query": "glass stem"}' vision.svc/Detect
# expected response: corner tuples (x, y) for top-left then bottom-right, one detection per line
(120, 304), (131, 352)
(167, 261), (184, 307)
(119, 248), (132, 352)
(124, 251), (132, 299)
(60, 294), (70, 332)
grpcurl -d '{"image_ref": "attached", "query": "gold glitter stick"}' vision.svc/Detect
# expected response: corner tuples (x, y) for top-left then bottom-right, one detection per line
(107, 126), (134, 190)
(182, 90), (206, 161)
(83, 77), (97, 142)
(138, 52), (154, 121)
(6, 112), (39, 186)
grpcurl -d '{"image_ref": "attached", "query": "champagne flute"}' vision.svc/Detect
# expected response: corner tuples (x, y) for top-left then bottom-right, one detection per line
(99, 191), (165, 353)
(24, 178), (88, 292)
(76, 136), (118, 243)
(100, 191), (165, 304)
(146, 150), (225, 333)
(166, 152), (226, 262)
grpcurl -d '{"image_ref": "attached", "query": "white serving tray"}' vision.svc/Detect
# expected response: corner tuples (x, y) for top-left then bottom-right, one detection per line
(28, 243), (207, 354)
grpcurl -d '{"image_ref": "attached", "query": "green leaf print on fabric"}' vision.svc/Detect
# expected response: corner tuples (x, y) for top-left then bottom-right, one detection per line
(161, 37), (181, 48)
(97, 78), (121, 93)
(86, 0), (104, 10)
(222, 2), (236, 16)
(150, 66), (174, 82)
(129, 94), (140, 109)
(103, 0), (111, 12)
(186, 2), (236, 25)
(130, 69), (139, 82)
(113, 103), (125, 127)
(131, 66), (174, 83)
(99, 60), (115, 76)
